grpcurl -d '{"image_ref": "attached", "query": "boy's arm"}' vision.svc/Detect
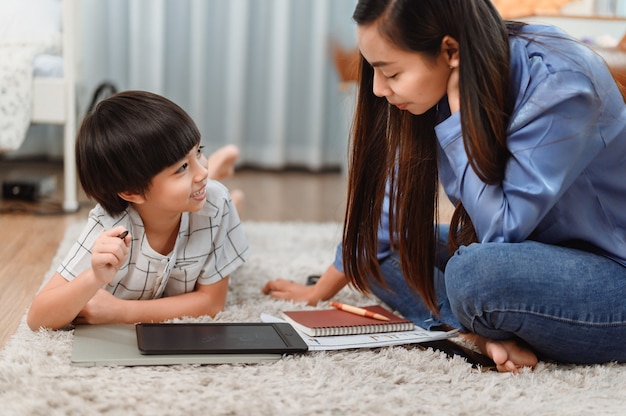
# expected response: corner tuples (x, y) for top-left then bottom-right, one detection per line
(27, 226), (131, 331)
(262, 264), (348, 306)
(75, 278), (229, 325)
(26, 271), (107, 330)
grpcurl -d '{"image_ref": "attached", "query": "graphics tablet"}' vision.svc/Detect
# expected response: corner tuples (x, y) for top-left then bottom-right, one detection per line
(135, 322), (309, 355)
(71, 324), (283, 367)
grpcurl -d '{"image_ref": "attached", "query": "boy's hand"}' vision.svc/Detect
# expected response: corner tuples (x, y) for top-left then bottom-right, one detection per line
(91, 227), (130, 285)
(74, 289), (123, 325)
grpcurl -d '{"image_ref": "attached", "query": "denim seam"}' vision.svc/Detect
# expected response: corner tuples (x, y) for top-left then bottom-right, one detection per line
(471, 308), (626, 330)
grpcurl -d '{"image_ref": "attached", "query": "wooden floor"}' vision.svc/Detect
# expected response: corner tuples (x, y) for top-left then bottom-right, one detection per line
(0, 159), (453, 348)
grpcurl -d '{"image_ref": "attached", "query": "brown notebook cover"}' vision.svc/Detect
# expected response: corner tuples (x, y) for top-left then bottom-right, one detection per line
(281, 305), (414, 337)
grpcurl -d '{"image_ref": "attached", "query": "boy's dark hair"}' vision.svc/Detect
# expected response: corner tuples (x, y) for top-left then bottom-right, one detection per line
(76, 90), (201, 216)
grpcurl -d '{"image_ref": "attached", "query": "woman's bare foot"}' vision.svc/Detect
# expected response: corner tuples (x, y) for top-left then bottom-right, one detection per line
(461, 333), (538, 373)
(208, 144), (240, 180)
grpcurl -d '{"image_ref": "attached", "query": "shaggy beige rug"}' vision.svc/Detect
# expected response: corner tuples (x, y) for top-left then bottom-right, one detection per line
(1, 221), (625, 415)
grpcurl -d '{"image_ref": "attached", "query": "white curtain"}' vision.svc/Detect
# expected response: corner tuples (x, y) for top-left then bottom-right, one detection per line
(80, 0), (358, 170)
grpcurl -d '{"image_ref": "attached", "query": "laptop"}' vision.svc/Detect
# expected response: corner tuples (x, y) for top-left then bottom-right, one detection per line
(71, 324), (282, 367)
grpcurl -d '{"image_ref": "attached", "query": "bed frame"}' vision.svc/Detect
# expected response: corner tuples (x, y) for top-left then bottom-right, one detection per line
(30, 0), (78, 212)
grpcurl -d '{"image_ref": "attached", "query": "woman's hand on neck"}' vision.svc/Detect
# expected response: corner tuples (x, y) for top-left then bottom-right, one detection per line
(447, 66), (460, 114)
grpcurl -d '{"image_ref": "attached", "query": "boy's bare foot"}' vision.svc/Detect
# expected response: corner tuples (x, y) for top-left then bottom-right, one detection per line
(208, 144), (240, 180)
(230, 189), (245, 215)
(461, 333), (538, 373)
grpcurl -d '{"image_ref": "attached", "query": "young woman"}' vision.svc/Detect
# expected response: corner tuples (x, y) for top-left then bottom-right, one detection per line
(27, 91), (250, 331)
(342, 0), (626, 372)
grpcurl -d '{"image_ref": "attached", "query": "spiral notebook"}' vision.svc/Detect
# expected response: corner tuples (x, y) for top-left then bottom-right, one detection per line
(281, 305), (414, 337)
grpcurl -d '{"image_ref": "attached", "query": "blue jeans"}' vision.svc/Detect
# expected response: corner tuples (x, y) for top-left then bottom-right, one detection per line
(368, 224), (461, 331)
(445, 241), (626, 364)
(370, 226), (626, 365)
(369, 254), (461, 330)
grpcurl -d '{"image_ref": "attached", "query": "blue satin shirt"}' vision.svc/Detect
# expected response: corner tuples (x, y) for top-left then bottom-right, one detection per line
(436, 24), (626, 266)
(334, 24), (626, 272)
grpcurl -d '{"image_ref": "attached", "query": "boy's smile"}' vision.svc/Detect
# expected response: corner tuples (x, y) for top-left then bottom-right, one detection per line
(190, 185), (207, 201)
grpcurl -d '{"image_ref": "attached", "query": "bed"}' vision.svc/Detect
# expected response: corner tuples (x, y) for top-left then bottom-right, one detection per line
(0, 0), (79, 212)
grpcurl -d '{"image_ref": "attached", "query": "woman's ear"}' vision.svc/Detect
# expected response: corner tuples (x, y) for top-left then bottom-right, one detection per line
(441, 35), (460, 69)
(118, 191), (145, 204)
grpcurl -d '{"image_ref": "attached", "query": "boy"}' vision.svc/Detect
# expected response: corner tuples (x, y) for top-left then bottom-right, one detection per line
(27, 91), (249, 330)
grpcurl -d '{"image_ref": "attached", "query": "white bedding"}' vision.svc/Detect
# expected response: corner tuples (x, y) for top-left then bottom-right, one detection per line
(0, 0), (63, 151)
(33, 54), (64, 78)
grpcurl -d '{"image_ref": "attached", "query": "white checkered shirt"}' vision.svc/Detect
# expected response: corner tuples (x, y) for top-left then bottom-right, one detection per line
(58, 180), (250, 299)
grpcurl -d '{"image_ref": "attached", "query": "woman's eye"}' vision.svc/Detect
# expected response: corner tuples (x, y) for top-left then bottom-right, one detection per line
(197, 146), (205, 158)
(385, 73), (397, 79)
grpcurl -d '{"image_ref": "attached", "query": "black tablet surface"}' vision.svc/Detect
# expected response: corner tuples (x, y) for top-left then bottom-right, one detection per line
(135, 322), (309, 355)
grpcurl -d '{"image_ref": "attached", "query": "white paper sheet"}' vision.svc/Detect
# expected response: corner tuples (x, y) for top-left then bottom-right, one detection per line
(261, 313), (458, 351)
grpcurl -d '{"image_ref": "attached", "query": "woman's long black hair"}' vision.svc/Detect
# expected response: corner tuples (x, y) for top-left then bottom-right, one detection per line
(343, 0), (514, 312)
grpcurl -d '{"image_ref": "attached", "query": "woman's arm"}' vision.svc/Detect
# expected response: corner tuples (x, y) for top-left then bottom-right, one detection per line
(263, 264), (348, 305)
(438, 70), (610, 243)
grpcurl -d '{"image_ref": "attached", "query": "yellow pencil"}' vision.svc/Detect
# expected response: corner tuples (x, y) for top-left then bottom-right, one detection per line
(329, 301), (390, 321)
